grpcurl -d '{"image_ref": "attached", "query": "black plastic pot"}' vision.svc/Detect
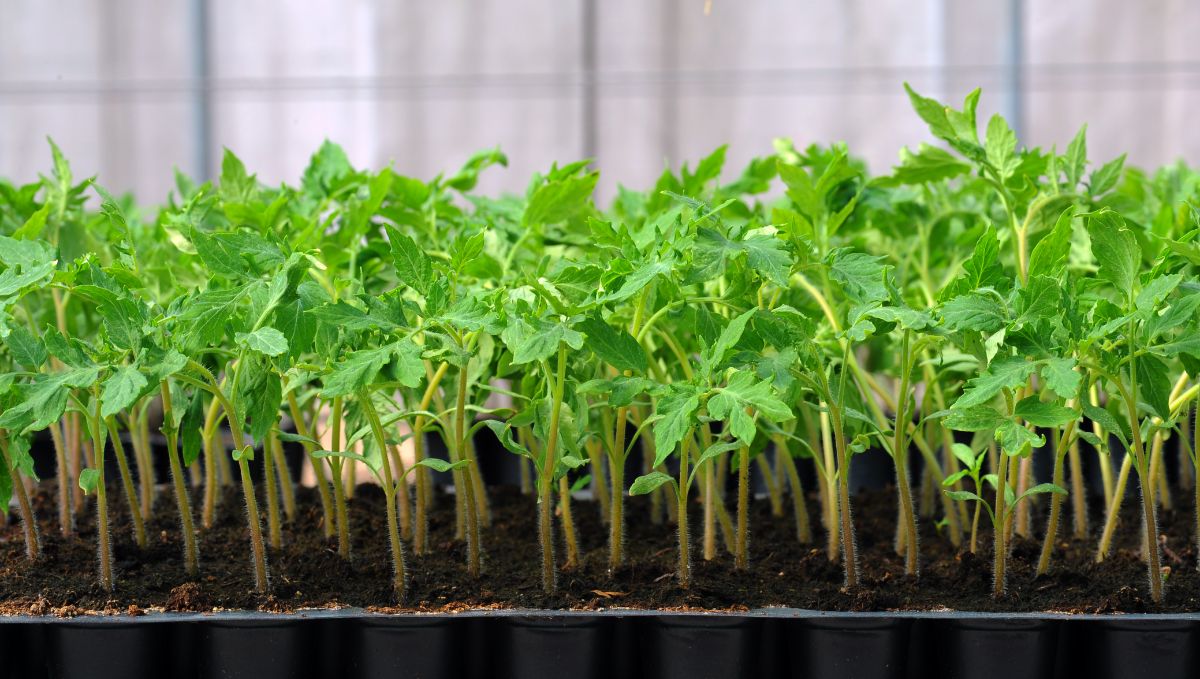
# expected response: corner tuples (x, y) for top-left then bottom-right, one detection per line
(3, 609), (1199, 679)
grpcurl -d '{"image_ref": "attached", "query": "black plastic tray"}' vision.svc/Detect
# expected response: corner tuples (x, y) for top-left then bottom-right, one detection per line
(1, 607), (1197, 679)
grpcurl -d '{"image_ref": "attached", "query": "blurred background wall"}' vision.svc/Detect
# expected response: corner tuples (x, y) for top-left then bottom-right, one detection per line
(1, 0), (1198, 204)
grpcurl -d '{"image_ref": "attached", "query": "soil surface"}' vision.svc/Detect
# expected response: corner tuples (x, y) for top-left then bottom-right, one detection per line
(2, 481), (1198, 616)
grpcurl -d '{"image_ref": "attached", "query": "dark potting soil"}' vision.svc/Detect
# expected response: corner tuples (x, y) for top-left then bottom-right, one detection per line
(2, 480), (1198, 616)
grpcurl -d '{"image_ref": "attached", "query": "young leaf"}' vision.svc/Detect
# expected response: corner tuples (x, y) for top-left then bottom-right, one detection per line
(1027, 207), (1075, 279)
(385, 225), (433, 295)
(78, 467), (101, 494)
(415, 457), (471, 473)
(628, 471), (674, 496)
(995, 420), (1045, 456)
(1085, 210), (1139, 304)
(1015, 482), (1068, 506)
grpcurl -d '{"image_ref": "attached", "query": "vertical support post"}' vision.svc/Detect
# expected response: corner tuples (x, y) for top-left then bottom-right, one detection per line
(580, 0), (598, 162)
(1003, 0), (1025, 139)
(189, 0), (213, 182)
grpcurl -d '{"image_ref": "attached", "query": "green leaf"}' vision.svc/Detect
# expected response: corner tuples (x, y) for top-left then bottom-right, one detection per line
(953, 356), (1037, 408)
(312, 448), (379, 472)
(236, 327), (289, 357)
(524, 172), (597, 227)
(386, 226), (433, 295)
(693, 440), (744, 472)
(1013, 396), (1078, 427)
(941, 293), (1006, 333)
(320, 346), (395, 397)
(577, 314), (646, 372)
(628, 471), (674, 496)
(653, 386), (700, 462)
(944, 489), (985, 504)
(827, 249), (888, 304)
(903, 83), (982, 157)
(6, 326), (47, 368)
(884, 144), (972, 185)
(416, 457), (471, 473)
(483, 420), (535, 462)
(1135, 273), (1182, 313)
(944, 405), (1006, 432)
(996, 420), (1045, 456)
(1027, 207), (1075, 279)
(601, 256), (675, 303)
(101, 365), (148, 418)
(1064, 125), (1087, 188)
(1085, 210), (1139, 304)
(13, 204), (50, 240)
(984, 114), (1018, 178)
(1135, 354), (1172, 420)
(1015, 482), (1068, 506)
(503, 316), (584, 366)
(1082, 401), (1130, 446)
(950, 442), (978, 469)
(707, 372), (793, 443)
(308, 301), (399, 333)
(78, 467), (101, 494)
(1039, 357), (1081, 400)
(702, 309), (756, 373)
(1014, 275), (1060, 327)
(1089, 154), (1125, 195)
(0, 367), (100, 434)
(177, 287), (244, 351)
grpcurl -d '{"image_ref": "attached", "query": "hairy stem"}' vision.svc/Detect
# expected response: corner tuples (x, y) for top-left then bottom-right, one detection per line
(1068, 437), (1088, 539)
(677, 433), (693, 588)
(48, 419), (73, 535)
(1, 434), (40, 560)
(286, 392), (333, 538)
(993, 452), (1010, 598)
(1097, 453), (1132, 562)
(360, 393), (407, 598)
(272, 432), (296, 523)
(329, 397), (351, 559)
(105, 417), (146, 549)
(538, 345), (568, 593)
(735, 444), (750, 570)
(263, 429), (282, 550)
(777, 436), (813, 543)
(559, 475), (579, 569)
(160, 382), (198, 576)
(87, 390), (114, 590)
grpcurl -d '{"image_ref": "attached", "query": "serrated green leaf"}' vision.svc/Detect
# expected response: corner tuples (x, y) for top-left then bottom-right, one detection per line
(385, 226), (433, 295)
(653, 386), (700, 462)
(100, 365), (148, 418)
(1085, 210), (1139, 304)
(954, 356), (1037, 409)
(995, 419), (1045, 456)
(941, 293), (1006, 333)
(237, 327), (289, 357)
(576, 314), (646, 373)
